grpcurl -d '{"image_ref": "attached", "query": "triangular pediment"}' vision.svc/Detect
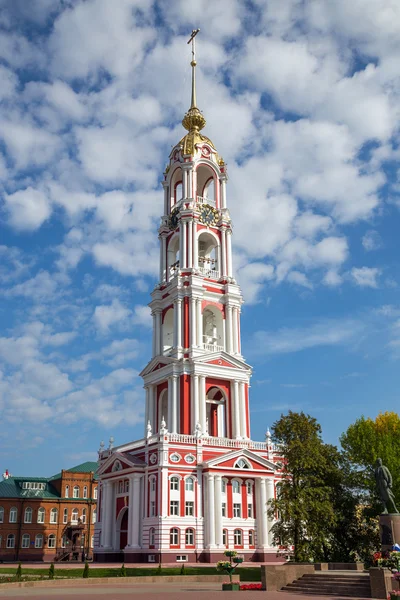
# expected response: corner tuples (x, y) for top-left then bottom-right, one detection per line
(203, 448), (277, 472)
(97, 452), (146, 476)
(139, 355), (177, 377)
(195, 351), (252, 372)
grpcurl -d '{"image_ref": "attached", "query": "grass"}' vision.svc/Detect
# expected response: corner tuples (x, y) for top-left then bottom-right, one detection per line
(0, 566), (261, 582)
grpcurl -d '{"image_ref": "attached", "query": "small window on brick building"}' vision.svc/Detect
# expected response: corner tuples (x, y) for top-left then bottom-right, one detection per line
(0, 506), (4, 523)
(48, 534), (56, 548)
(37, 507), (45, 523)
(9, 507), (17, 523)
(7, 534), (15, 548)
(21, 534), (30, 548)
(170, 528), (179, 546)
(24, 507), (32, 523)
(83, 486), (88, 498)
(50, 508), (58, 524)
(35, 534), (43, 548)
(73, 486), (79, 498)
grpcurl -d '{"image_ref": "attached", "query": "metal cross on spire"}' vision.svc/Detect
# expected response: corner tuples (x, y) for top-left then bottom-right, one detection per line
(187, 28), (200, 109)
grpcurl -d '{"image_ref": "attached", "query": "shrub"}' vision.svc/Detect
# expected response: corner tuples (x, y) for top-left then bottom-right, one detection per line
(119, 563), (127, 577)
(15, 563), (22, 582)
(180, 563), (185, 575)
(157, 563), (162, 575)
(48, 563), (55, 580)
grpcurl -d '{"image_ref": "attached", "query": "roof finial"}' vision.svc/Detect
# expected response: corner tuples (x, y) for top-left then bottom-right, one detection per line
(188, 28), (200, 109)
(182, 29), (206, 133)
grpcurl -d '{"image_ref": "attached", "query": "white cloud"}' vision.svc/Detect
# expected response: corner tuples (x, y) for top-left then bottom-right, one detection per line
(287, 271), (313, 289)
(93, 299), (131, 333)
(4, 188), (52, 230)
(362, 229), (382, 251)
(351, 266), (381, 288)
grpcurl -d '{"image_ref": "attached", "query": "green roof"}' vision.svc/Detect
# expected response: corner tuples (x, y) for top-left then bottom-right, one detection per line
(0, 462), (98, 500)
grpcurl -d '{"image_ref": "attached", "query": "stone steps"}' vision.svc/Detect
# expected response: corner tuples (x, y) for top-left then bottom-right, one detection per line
(281, 573), (371, 598)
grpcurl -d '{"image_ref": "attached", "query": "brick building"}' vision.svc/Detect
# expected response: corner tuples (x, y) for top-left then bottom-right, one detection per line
(0, 462), (98, 562)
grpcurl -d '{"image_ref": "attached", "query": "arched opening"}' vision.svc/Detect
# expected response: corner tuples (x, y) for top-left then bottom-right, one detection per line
(116, 507), (128, 550)
(198, 231), (219, 277)
(167, 235), (180, 280)
(205, 386), (226, 437)
(162, 307), (174, 354)
(202, 306), (224, 352)
(158, 388), (168, 431)
(197, 164), (217, 207)
(170, 167), (183, 209)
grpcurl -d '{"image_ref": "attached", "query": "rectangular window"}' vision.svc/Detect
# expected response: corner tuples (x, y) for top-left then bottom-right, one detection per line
(222, 529), (227, 546)
(150, 501), (156, 517)
(124, 480), (129, 493)
(118, 481), (123, 494)
(35, 535), (43, 549)
(7, 536), (15, 548)
(221, 480), (226, 493)
(151, 479), (156, 492)
(221, 503), (226, 517)
(246, 482), (252, 494)
(233, 503), (241, 518)
(176, 555), (188, 562)
(185, 501), (194, 516)
(249, 530), (254, 546)
(247, 504), (253, 518)
(170, 500), (179, 516)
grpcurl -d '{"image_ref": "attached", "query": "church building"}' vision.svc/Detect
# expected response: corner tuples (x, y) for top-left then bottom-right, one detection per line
(95, 31), (282, 564)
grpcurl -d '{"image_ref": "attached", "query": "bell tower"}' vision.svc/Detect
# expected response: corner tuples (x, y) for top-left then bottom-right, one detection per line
(141, 29), (251, 441)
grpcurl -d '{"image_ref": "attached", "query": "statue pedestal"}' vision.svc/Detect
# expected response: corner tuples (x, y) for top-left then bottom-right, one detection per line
(379, 514), (400, 551)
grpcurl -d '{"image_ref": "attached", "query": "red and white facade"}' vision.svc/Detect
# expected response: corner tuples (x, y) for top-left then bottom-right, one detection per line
(94, 45), (281, 563)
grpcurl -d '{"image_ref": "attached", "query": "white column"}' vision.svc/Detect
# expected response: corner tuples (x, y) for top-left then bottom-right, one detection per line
(232, 307), (239, 354)
(128, 474), (142, 548)
(152, 313), (156, 357)
(102, 481), (114, 548)
(196, 299), (202, 348)
(258, 478), (268, 548)
(144, 386), (149, 437)
(207, 474), (215, 548)
(161, 468), (168, 517)
(221, 228), (226, 276)
(190, 297), (196, 349)
(179, 222), (184, 268)
(233, 380), (240, 439)
(182, 221), (187, 268)
(227, 230), (233, 277)
(199, 375), (206, 433)
(171, 375), (178, 433)
(182, 168), (187, 199)
(192, 374), (199, 432)
(193, 221), (198, 268)
(266, 478), (275, 547)
(159, 236), (163, 282)
(188, 219), (193, 268)
(221, 179), (227, 209)
(189, 167), (194, 199)
(163, 182), (169, 215)
(239, 381), (247, 439)
(176, 299), (182, 353)
(226, 305), (233, 354)
(167, 377), (173, 432)
(173, 301), (178, 350)
(155, 311), (161, 355)
(214, 474), (223, 547)
(100, 481), (108, 547)
(149, 384), (155, 432)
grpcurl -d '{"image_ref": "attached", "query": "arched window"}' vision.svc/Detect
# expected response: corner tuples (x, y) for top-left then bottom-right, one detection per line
(73, 486), (80, 498)
(175, 181), (182, 204)
(0, 535), (2, 547)
(170, 476), (179, 491)
(37, 507), (45, 523)
(71, 508), (79, 524)
(205, 385), (226, 437)
(48, 534), (56, 548)
(170, 528), (179, 546)
(9, 507), (17, 523)
(162, 307), (174, 354)
(92, 508), (97, 524)
(21, 533), (30, 548)
(24, 507), (32, 523)
(65, 485), (69, 498)
(158, 389), (168, 432)
(185, 477), (194, 492)
(63, 508), (68, 523)
(235, 458), (250, 469)
(7, 534), (15, 548)
(249, 529), (255, 546)
(93, 487), (98, 500)
(185, 528), (194, 546)
(232, 480), (240, 494)
(221, 480), (227, 493)
(222, 529), (228, 547)
(234, 529), (243, 546)
(83, 486), (88, 499)
(50, 508), (58, 524)
(198, 232), (220, 279)
(167, 235), (180, 280)
(0, 506), (4, 523)
(149, 527), (155, 547)
(35, 534), (43, 548)
(82, 508), (87, 524)
(91, 535), (94, 548)
(196, 164), (217, 207)
(61, 534), (67, 548)
(203, 178), (215, 204)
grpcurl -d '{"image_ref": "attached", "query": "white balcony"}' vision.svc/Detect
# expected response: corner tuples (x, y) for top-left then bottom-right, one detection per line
(196, 195), (216, 208)
(202, 342), (223, 353)
(198, 266), (220, 279)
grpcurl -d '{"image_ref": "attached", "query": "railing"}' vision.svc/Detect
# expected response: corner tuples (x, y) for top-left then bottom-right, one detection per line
(168, 433), (197, 444)
(197, 195), (216, 207)
(203, 342), (223, 353)
(198, 266), (220, 279)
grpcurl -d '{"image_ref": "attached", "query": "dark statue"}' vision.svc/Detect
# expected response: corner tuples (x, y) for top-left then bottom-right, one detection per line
(375, 458), (399, 514)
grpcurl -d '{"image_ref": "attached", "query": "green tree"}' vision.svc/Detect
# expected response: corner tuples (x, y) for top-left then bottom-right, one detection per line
(15, 562), (22, 582)
(268, 411), (339, 562)
(340, 411), (400, 508)
(119, 563), (127, 577)
(48, 563), (55, 580)
(82, 561), (90, 578)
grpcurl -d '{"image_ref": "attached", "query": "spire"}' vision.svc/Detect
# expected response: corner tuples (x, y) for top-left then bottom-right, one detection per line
(182, 29), (206, 133)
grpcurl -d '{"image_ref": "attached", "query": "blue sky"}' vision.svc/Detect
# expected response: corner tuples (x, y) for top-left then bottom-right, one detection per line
(0, 0), (399, 477)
